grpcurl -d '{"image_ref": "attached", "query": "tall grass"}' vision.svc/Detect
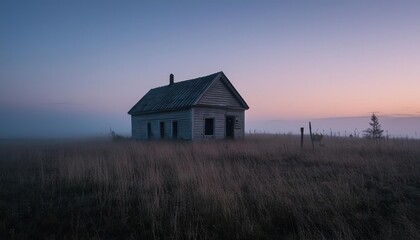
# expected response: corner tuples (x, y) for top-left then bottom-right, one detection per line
(0, 135), (419, 239)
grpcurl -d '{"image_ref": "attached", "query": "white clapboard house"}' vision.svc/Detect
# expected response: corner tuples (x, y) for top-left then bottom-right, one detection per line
(128, 72), (249, 140)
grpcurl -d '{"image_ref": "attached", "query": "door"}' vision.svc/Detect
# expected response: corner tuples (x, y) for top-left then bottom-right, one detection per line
(225, 116), (235, 138)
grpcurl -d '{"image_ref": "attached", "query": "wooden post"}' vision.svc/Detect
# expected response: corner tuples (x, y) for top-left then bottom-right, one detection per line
(309, 122), (314, 149)
(300, 127), (304, 148)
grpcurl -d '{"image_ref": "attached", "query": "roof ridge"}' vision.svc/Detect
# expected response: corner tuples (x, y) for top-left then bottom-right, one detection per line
(150, 71), (222, 90)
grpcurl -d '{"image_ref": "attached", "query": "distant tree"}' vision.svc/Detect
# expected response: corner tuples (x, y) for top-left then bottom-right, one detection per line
(363, 114), (384, 139)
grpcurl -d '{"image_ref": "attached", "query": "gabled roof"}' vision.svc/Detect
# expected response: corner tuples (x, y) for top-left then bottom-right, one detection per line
(128, 71), (249, 115)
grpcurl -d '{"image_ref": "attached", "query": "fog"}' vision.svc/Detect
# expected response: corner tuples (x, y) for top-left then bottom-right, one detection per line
(1, 105), (418, 139)
(248, 116), (420, 139)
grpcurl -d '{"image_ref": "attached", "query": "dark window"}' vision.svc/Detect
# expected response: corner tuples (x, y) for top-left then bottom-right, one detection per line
(172, 121), (178, 139)
(204, 118), (214, 135)
(160, 122), (165, 139)
(147, 123), (152, 139)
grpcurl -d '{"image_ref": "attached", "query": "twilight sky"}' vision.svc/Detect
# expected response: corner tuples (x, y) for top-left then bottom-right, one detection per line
(1, 0), (419, 137)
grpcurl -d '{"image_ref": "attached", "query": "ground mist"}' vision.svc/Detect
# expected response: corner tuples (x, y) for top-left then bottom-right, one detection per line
(0, 135), (419, 239)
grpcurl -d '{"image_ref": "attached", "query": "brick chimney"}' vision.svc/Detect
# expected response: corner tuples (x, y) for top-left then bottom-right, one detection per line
(170, 74), (174, 85)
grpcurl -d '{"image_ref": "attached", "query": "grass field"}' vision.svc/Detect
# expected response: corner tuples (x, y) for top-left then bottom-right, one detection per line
(0, 135), (419, 239)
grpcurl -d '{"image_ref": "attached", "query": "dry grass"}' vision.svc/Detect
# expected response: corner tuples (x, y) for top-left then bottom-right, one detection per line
(0, 135), (419, 239)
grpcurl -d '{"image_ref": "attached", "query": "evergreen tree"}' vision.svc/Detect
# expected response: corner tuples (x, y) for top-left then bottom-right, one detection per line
(363, 114), (384, 139)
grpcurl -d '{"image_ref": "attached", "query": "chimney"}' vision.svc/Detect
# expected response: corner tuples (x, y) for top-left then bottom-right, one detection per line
(169, 74), (174, 85)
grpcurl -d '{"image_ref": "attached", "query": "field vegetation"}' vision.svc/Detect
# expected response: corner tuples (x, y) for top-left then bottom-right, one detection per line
(0, 135), (419, 239)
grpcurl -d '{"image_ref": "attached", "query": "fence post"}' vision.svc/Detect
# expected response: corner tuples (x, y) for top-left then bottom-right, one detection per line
(300, 127), (304, 148)
(309, 122), (314, 149)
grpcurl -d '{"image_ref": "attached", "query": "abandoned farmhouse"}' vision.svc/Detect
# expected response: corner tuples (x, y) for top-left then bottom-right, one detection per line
(128, 71), (249, 140)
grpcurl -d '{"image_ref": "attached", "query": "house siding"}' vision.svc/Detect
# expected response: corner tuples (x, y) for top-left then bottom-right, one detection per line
(192, 107), (245, 139)
(197, 79), (243, 108)
(129, 72), (248, 141)
(131, 109), (192, 140)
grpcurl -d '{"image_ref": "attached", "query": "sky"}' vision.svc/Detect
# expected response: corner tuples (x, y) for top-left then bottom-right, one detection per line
(1, 0), (419, 138)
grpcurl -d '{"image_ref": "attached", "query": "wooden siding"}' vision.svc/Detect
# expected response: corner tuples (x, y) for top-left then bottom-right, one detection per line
(197, 79), (243, 108)
(192, 107), (245, 139)
(131, 110), (192, 140)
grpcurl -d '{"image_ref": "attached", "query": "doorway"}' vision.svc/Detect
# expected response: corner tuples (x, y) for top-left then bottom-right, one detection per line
(225, 116), (235, 138)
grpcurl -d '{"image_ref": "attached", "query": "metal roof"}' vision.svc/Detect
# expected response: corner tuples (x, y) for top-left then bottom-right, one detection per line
(128, 71), (248, 115)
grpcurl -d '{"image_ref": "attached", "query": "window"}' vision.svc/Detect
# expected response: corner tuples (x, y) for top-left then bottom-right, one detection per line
(172, 121), (178, 139)
(160, 122), (165, 139)
(147, 122), (152, 139)
(204, 118), (214, 136)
